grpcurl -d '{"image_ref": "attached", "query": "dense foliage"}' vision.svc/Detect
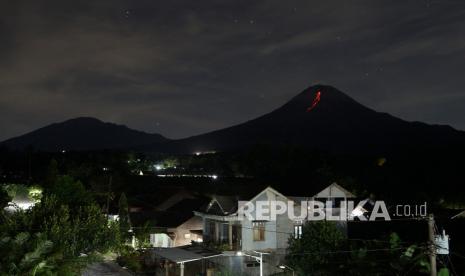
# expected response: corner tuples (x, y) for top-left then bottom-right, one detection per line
(285, 221), (440, 275)
(286, 221), (347, 275)
(0, 176), (119, 275)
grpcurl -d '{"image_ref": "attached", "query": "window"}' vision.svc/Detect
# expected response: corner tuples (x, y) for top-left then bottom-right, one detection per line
(252, 221), (266, 241)
(294, 224), (303, 239)
(246, 261), (260, 267)
(184, 233), (191, 239)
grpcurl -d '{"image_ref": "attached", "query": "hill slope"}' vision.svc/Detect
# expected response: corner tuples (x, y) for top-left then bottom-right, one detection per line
(160, 85), (464, 154)
(1, 117), (167, 151)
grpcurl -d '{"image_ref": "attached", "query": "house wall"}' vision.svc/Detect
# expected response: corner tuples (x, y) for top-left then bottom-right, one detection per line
(315, 186), (352, 234)
(314, 184), (352, 198)
(149, 233), (173, 247)
(242, 192), (275, 251)
(276, 207), (294, 249)
(170, 216), (203, 247)
(241, 191), (295, 251)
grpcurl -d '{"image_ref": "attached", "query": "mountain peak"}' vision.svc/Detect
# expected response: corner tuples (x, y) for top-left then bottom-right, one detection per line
(62, 117), (103, 123)
(287, 84), (363, 110)
(163, 85), (465, 154)
(275, 84), (369, 118)
(51, 117), (105, 127)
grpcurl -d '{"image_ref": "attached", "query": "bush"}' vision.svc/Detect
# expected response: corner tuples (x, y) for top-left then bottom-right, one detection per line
(117, 250), (143, 273)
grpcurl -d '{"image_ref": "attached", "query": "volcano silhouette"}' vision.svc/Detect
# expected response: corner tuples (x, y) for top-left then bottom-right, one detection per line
(161, 85), (464, 154)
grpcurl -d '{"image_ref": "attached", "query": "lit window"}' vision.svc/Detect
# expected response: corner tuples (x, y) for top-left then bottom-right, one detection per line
(253, 221), (266, 241)
(294, 224), (303, 239)
(184, 233), (191, 239)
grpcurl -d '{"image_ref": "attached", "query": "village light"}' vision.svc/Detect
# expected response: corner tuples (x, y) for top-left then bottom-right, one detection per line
(14, 201), (34, 210)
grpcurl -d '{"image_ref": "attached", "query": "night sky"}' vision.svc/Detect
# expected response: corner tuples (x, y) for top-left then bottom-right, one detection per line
(1, 0), (465, 141)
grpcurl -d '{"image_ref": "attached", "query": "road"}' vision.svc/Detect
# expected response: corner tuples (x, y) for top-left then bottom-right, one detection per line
(82, 261), (133, 276)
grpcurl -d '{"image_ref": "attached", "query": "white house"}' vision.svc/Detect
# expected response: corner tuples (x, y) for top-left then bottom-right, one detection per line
(194, 183), (356, 275)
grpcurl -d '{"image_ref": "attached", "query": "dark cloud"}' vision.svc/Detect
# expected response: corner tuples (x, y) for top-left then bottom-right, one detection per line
(1, 0), (465, 140)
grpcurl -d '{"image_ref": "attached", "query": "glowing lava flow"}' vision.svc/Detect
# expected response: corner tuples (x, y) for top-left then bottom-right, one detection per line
(306, 90), (321, 112)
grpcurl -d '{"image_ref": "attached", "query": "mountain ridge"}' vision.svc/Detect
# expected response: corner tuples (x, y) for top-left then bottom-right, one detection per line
(1, 85), (464, 153)
(0, 117), (167, 151)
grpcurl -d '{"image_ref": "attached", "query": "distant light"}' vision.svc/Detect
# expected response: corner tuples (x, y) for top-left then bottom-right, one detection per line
(139, 170), (144, 176)
(278, 265), (286, 269)
(103, 167), (109, 171)
(155, 165), (162, 171)
(16, 201), (34, 210)
(211, 175), (218, 180)
(29, 188), (42, 200)
(61, 150), (66, 153)
(5, 200), (34, 211)
(377, 157), (387, 167)
(108, 214), (119, 222)
(195, 152), (201, 156)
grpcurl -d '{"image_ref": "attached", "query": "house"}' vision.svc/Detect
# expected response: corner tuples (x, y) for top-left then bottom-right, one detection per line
(194, 183), (356, 275)
(153, 198), (208, 247)
(129, 196), (210, 248)
(197, 195), (243, 251)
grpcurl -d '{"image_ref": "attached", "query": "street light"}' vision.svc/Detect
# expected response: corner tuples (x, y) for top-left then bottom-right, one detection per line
(235, 251), (269, 276)
(278, 264), (295, 276)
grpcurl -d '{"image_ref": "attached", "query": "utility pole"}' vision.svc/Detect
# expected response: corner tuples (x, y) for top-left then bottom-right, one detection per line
(180, 262), (185, 276)
(253, 251), (269, 276)
(105, 174), (112, 215)
(428, 214), (437, 276)
(236, 251), (269, 276)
